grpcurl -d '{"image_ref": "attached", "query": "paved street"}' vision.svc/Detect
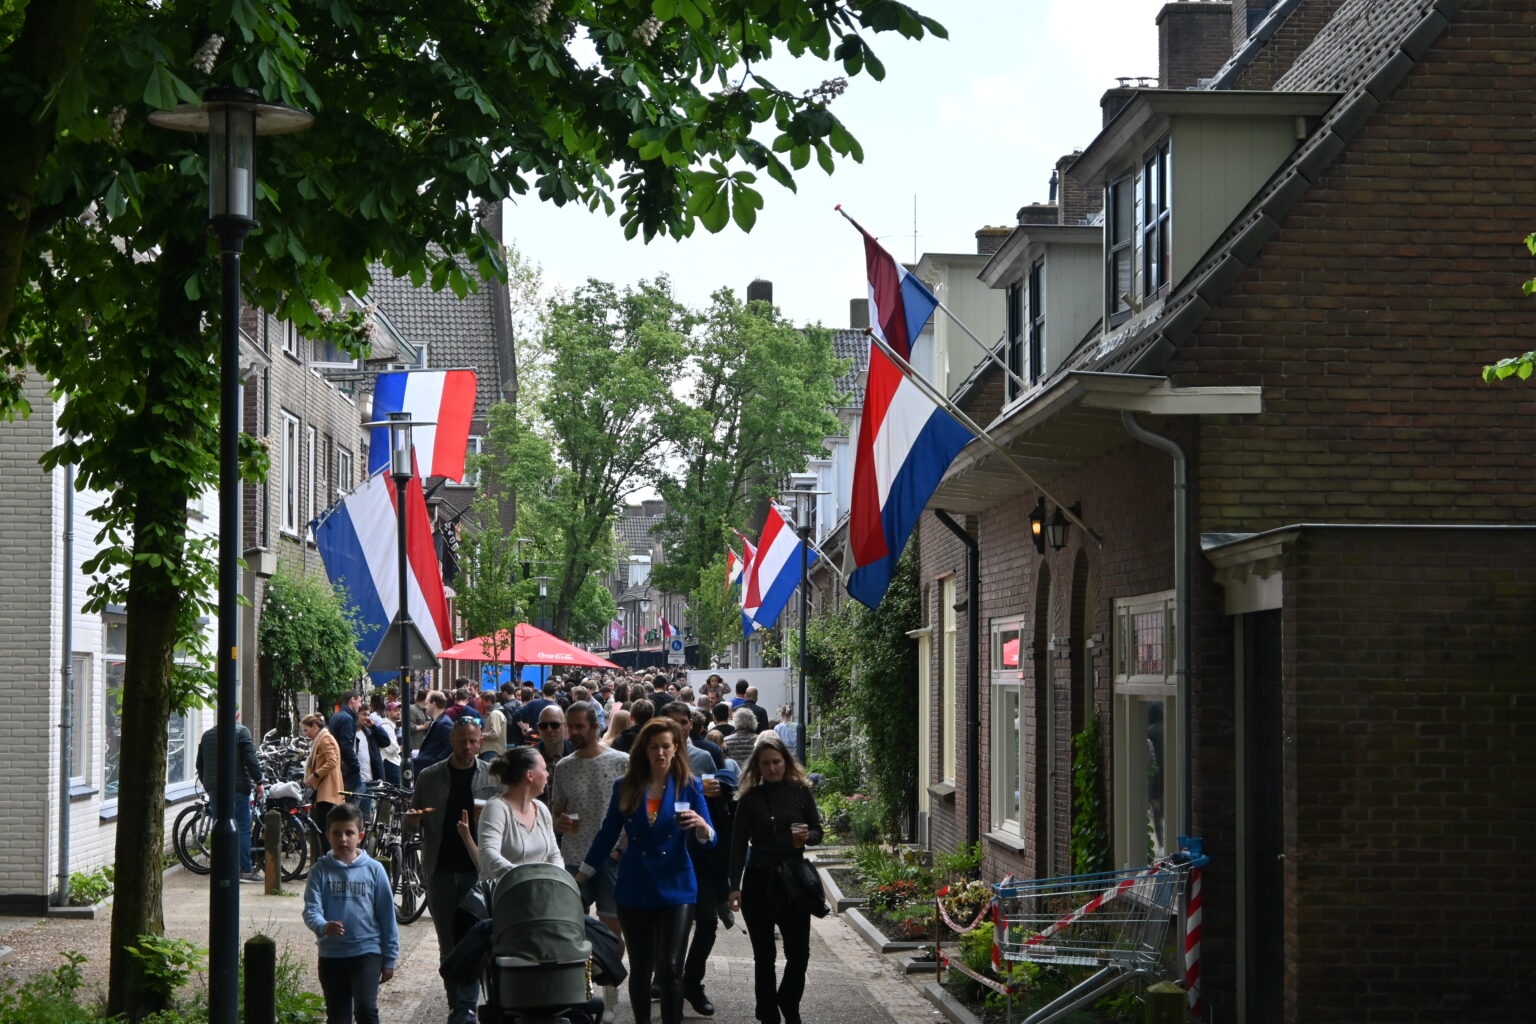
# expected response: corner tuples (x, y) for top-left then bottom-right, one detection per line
(0, 866), (944, 1024)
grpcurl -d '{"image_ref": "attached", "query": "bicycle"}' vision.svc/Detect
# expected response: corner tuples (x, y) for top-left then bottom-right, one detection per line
(250, 789), (310, 882)
(367, 781), (427, 924)
(172, 789), (214, 875)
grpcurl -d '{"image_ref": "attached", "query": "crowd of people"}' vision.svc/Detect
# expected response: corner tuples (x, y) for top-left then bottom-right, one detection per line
(290, 669), (822, 1024)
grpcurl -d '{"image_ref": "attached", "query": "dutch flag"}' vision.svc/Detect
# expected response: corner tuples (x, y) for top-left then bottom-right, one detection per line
(368, 369), (478, 481)
(742, 504), (816, 636)
(310, 469), (455, 662)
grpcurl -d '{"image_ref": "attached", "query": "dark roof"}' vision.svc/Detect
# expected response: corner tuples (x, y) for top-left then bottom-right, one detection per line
(617, 512), (663, 557)
(831, 328), (868, 409)
(366, 261), (509, 420)
(1077, 0), (1458, 377)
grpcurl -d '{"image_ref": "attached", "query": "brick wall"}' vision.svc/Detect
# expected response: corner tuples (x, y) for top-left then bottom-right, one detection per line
(1158, 1), (1234, 88)
(1055, 152), (1100, 227)
(1227, 0), (1347, 90)
(1175, 0), (1536, 532)
(1282, 527), (1536, 1022)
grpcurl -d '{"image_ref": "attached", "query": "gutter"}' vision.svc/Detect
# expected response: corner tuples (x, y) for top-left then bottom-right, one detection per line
(932, 509), (980, 850)
(1119, 413), (1192, 841)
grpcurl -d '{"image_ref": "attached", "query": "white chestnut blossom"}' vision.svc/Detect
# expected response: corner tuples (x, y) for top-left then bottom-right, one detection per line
(634, 16), (660, 46)
(530, 0), (553, 25)
(191, 34), (224, 75)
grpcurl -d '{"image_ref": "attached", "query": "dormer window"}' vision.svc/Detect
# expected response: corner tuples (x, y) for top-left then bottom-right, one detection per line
(1107, 176), (1134, 325)
(1028, 259), (1045, 385)
(1006, 281), (1024, 403)
(1141, 139), (1171, 298)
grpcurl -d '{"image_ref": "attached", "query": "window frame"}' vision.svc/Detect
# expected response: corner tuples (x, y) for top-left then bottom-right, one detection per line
(1111, 590), (1180, 868)
(70, 652), (92, 788)
(451, 435), (485, 489)
(990, 614), (1028, 838)
(279, 319), (299, 359)
(1140, 139), (1172, 299)
(1105, 174), (1135, 326)
(1005, 281), (1025, 404)
(941, 575), (958, 784)
(336, 446), (354, 499)
(1027, 258), (1045, 384)
(280, 410), (301, 536)
(305, 423), (318, 532)
(102, 614), (196, 804)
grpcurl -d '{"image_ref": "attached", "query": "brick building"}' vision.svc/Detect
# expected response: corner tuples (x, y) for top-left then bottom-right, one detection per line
(915, 1), (1536, 1021)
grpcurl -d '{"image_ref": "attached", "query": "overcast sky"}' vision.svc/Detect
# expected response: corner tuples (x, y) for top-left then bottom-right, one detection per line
(499, 1), (1163, 329)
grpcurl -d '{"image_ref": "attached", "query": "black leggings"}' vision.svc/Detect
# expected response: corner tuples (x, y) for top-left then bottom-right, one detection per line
(616, 902), (694, 1024)
(741, 865), (811, 1024)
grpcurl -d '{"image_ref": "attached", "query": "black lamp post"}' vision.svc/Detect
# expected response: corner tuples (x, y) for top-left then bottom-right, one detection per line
(148, 87), (312, 1024)
(788, 474), (819, 766)
(535, 576), (553, 634)
(1028, 496), (1047, 554)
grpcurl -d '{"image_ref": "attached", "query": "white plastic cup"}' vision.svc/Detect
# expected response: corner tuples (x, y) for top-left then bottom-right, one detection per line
(674, 800), (691, 815)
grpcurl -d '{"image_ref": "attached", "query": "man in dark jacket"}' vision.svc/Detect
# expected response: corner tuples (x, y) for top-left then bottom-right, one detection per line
(414, 691), (455, 772)
(327, 691), (364, 794)
(196, 712), (264, 882)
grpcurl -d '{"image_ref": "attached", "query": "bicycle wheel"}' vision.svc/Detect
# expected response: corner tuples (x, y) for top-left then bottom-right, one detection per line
(395, 842), (426, 925)
(279, 817), (308, 881)
(174, 803), (213, 875)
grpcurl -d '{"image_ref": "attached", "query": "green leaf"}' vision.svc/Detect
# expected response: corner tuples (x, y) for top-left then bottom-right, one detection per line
(731, 184), (763, 232)
(141, 65), (181, 110)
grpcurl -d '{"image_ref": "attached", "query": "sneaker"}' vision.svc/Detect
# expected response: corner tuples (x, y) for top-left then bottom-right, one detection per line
(715, 900), (735, 930)
(601, 984), (618, 1024)
(239, 872), (262, 884)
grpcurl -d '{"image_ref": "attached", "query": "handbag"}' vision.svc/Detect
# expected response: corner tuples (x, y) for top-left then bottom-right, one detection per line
(776, 856), (830, 918)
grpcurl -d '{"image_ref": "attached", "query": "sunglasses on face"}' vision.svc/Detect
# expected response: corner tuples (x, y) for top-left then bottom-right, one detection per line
(539, 721), (564, 729)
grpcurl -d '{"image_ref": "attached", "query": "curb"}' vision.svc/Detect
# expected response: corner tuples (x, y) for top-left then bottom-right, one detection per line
(816, 865), (866, 914)
(917, 980), (985, 1024)
(899, 954), (939, 975)
(844, 906), (930, 954)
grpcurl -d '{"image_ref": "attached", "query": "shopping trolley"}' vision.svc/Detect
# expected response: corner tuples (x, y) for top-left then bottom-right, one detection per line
(984, 845), (1207, 1024)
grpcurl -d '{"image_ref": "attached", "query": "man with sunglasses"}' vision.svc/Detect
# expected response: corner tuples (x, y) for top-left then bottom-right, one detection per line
(534, 704), (576, 803)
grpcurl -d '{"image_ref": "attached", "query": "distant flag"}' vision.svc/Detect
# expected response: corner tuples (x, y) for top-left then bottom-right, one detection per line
(609, 619), (624, 647)
(847, 339), (973, 608)
(311, 469), (455, 662)
(742, 504), (817, 635)
(368, 369), (478, 481)
(726, 547), (743, 587)
(838, 207), (939, 361)
(660, 616), (677, 639)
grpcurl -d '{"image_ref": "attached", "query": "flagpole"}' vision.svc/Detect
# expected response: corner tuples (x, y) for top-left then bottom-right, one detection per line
(837, 204), (1029, 394)
(864, 329), (1101, 546)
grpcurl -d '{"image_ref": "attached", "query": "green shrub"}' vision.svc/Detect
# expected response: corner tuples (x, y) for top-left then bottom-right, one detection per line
(0, 951), (96, 1024)
(67, 865), (114, 907)
(125, 934), (207, 1004)
(845, 794), (883, 843)
(934, 841), (983, 883)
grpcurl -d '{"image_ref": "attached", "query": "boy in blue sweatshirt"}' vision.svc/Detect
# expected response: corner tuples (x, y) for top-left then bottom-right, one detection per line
(303, 803), (399, 1024)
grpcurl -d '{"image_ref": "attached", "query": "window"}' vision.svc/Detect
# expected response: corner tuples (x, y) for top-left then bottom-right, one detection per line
(991, 617), (1027, 835)
(71, 653), (91, 785)
(280, 410), (301, 535)
(1005, 282), (1024, 403)
(102, 615), (193, 799)
(312, 335), (358, 367)
(1112, 591), (1179, 866)
(306, 425), (317, 529)
(336, 447), (354, 499)
(1141, 140), (1171, 298)
(1106, 175), (1134, 324)
(941, 576), (957, 782)
(1028, 258), (1045, 384)
(279, 319), (299, 358)
(454, 435), (485, 488)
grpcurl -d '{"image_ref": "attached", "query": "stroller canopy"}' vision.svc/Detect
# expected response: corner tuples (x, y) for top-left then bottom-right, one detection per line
(492, 863), (591, 965)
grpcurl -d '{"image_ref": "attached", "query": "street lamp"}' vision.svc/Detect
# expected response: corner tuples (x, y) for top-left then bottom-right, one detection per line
(534, 576), (553, 634)
(787, 473), (819, 765)
(512, 537), (533, 686)
(148, 86), (312, 1024)
(636, 597), (651, 670)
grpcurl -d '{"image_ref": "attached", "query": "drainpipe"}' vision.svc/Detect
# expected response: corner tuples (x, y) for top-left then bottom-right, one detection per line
(933, 509), (980, 850)
(1120, 412), (1192, 840)
(55, 465), (75, 907)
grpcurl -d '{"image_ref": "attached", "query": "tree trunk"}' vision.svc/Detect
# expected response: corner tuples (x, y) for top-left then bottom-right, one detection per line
(105, 484), (188, 1020)
(0, 0), (96, 349)
(106, 251), (205, 1021)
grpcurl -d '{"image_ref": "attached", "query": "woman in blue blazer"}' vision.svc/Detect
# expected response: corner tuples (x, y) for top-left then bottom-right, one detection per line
(579, 717), (715, 1024)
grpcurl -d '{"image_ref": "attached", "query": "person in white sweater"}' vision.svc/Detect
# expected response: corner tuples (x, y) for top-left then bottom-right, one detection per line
(457, 746), (563, 883)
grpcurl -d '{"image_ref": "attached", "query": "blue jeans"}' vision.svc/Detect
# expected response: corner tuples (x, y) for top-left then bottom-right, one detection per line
(235, 791), (254, 875)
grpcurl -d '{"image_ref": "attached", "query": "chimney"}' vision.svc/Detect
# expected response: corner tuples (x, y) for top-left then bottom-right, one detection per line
(975, 226), (1012, 256)
(1101, 85), (1138, 127)
(1016, 203), (1058, 227)
(1158, 1), (1233, 89)
(1055, 151), (1100, 226)
(849, 298), (869, 330)
(746, 278), (773, 306)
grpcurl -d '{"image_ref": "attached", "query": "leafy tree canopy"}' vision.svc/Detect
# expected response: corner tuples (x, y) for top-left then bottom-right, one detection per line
(650, 289), (845, 598)
(258, 567), (366, 713)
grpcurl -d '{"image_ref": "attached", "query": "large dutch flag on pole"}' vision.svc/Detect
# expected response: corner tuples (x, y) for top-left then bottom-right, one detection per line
(311, 469), (455, 660)
(842, 210), (973, 608)
(741, 505), (816, 636)
(838, 206), (938, 361)
(368, 369), (478, 481)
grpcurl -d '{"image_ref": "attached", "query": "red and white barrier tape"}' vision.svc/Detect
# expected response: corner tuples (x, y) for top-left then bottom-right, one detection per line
(934, 892), (993, 935)
(1184, 862), (1203, 1016)
(1016, 862), (1166, 950)
(939, 954), (1016, 997)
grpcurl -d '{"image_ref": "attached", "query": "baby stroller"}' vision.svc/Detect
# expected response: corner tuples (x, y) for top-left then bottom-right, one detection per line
(479, 864), (604, 1024)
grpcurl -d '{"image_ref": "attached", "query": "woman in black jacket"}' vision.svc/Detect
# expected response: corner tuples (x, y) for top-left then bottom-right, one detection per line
(727, 733), (823, 1024)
